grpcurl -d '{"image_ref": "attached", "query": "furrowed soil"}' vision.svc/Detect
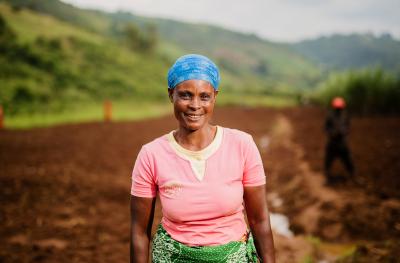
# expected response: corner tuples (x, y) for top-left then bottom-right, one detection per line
(1, 106), (399, 262)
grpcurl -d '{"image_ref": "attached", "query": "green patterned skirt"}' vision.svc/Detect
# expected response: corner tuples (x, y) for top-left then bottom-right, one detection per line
(151, 225), (259, 263)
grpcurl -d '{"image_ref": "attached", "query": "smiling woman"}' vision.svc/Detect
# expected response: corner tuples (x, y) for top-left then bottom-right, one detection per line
(130, 54), (275, 263)
(169, 79), (217, 142)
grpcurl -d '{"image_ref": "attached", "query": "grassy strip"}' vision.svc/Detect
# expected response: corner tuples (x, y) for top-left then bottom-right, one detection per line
(3, 94), (298, 129)
(4, 100), (172, 129)
(217, 93), (298, 107)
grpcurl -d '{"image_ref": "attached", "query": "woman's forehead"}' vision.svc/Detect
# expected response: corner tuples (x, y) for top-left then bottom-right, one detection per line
(175, 79), (214, 92)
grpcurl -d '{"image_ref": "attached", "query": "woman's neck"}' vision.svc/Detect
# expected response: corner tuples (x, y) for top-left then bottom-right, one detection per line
(174, 125), (217, 151)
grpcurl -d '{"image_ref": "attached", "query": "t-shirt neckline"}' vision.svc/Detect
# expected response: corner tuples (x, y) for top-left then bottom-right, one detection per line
(166, 126), (223, 181)
(167, 126), (223, 161)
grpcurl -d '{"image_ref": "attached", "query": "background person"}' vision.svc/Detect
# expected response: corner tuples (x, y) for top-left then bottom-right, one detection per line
(130, 54), (275, 262)
(324, 96), (355, 184)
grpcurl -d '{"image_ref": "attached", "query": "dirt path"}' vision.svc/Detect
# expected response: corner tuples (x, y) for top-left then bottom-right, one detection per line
(261, 114), (345, 262)
(273, 115), (340, 232)
(269, 109), (400, 262)
(265, 113), (400, 262)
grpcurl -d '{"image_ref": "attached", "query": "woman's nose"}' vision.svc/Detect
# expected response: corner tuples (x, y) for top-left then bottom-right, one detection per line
(189, 97), (201, 109)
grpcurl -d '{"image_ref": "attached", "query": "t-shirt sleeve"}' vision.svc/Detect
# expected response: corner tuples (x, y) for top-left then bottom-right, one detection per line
(242, 135), (266, 186)
(131, 146), (157, 198)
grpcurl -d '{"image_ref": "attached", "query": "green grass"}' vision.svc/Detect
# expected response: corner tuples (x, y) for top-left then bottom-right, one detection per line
(4, 100), (172, 129)
(217, 93), (298, 107)
(312, 68), (400, 114)
(3, 93), (299, 129)
(300, 255), (314, 263)
(0, 3), (104, 44)
(0, 3), (170, 117)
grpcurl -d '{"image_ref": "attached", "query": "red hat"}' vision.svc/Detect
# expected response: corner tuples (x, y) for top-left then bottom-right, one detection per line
(331, 97), (346, 109)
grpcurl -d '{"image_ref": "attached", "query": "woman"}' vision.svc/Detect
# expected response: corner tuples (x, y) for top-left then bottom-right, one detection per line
(130, 54), (275, 262)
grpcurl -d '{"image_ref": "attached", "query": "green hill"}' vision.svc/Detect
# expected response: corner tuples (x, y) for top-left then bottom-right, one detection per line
(2, 0), (322, 92)
(109, 12), (322, 91)
(291, 33), (400, 71)
(0, 3), (170, 116)
(2, 0), (399, 127)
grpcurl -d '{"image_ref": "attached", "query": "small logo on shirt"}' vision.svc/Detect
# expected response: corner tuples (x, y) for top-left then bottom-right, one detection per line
(161, 181), (183, 198)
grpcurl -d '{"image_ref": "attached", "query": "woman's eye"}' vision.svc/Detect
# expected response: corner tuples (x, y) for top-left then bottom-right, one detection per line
(200, 94), (211, 101)
(179, 93), (191, 99)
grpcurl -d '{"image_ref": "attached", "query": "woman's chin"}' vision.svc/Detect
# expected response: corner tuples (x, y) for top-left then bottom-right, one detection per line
(181, 121), (205, 132)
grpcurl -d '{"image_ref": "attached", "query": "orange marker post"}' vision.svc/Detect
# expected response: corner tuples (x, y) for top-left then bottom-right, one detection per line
(0, 105), (3, 129)
(104, 100), (112, 122)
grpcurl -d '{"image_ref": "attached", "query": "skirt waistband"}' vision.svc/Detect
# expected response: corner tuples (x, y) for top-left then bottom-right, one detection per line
(151, 224), (259, 262)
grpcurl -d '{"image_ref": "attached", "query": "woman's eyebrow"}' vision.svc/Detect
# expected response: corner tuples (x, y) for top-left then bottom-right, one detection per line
(177, 90), (193, 95)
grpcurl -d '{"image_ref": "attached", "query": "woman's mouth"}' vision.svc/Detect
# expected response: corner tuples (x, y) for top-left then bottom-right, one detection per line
(184, 113), (202, 121)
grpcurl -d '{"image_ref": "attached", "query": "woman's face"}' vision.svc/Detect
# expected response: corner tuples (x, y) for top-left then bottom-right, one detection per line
(169, 79), (218, 132)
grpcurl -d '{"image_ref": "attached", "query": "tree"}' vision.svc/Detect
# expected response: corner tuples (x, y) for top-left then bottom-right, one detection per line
(124, 23), (158, 53)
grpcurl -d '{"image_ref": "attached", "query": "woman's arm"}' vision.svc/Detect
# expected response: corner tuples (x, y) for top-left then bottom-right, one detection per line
(244, 185), (275, 263)
(130, 195), (156, 263)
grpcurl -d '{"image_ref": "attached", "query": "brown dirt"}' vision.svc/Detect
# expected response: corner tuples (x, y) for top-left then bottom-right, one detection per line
(283, 107), (400, 242)
(0, 106), (399, 262)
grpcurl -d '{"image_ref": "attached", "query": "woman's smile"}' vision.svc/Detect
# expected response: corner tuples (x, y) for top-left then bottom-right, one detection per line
(184, 112), (203, 121)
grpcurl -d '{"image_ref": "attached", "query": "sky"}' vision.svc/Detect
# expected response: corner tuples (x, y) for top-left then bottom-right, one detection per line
(61, 0), (400, 42)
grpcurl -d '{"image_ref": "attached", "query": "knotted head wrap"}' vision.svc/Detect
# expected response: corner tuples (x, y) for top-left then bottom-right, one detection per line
(167, 54), (220, 90)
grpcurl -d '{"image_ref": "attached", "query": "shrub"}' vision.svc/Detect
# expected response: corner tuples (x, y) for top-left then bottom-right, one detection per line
(315, 68), (400, 115)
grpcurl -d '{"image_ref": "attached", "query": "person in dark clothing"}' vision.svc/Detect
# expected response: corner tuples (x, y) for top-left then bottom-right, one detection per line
(324, 97), (354, 184)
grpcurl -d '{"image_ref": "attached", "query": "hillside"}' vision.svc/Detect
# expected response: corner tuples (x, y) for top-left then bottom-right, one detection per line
(0, 3), (170, 115)
(3, 0), (399, 89)
(2, 0), (322, 92)
(2, 0), (400, 123)
(110, 12), (322, 91)
(291, 33), (400, 71)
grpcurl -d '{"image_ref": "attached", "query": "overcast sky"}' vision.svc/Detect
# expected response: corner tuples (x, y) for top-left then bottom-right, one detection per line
(61, 0), (400, 42)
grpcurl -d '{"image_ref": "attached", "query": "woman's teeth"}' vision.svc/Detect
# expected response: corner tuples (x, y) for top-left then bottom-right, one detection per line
(185, 114), (201, 120)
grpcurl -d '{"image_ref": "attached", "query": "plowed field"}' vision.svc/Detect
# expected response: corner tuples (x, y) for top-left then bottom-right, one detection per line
(1, 106), (399, 262)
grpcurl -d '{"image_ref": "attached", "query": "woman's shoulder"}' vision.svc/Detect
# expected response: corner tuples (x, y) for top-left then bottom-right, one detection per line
(221, 126), (253, 140)
(220, 126), (254, 146)
(140, 133), (170, 154)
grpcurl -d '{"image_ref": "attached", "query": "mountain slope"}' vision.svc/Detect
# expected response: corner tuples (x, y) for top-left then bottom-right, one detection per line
(0, 3), (170, 114)
(3, 0), (322, 91)
(110, 12), (321, 90)
(292, 33), (400, 71)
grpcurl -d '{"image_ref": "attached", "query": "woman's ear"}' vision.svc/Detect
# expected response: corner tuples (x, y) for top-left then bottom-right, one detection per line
(168, 89), (174, 102)
(214, 90), (218, 99)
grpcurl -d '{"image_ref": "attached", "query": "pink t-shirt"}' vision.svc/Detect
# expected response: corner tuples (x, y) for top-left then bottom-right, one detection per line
(131, 127), (266, 246)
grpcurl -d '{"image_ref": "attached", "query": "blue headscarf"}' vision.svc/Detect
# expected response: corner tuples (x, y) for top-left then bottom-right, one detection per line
(167, 54), (220, 90)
